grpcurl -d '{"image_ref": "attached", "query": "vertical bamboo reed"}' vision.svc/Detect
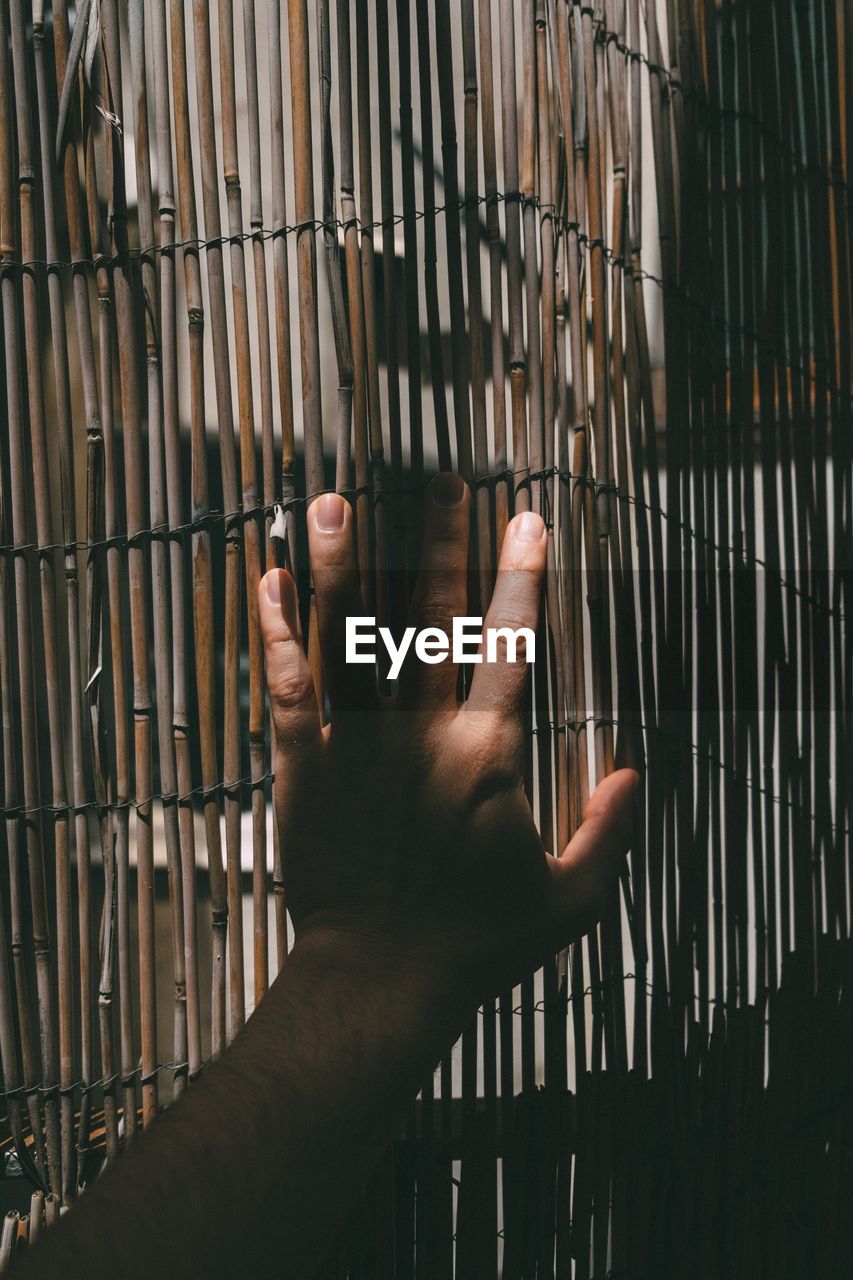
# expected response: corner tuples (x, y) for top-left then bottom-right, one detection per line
(0, 0), (60, 1192)
(152, 0), (202, 1083)
(169, 0), (229, 1058)
(268, 0), (298, 968)
(128, 0), (189, 1098)
(12, 0), (74, 1188)
(354, 0), (389, 643)
(33, 0), (105, 1176)
(318, 0), (354, 496)
(191, 0), (245, 1039)
(336, 0), (371, 591)
(216, 0), (267, 1018)
(100, 0), (160, 1127)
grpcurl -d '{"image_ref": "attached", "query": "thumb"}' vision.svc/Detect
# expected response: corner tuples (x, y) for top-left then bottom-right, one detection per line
(549, 768), (639, 933)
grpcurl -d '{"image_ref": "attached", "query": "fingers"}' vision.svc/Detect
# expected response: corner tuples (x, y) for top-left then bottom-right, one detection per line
(549, 769), (639, 930)
(397, 473), (471, 712)
(258, 569), (322, 754)
(307, 493), (377, 714)
(465, 510), (547, 720)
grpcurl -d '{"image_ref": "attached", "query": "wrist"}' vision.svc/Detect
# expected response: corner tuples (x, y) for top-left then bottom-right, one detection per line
(288, 924), (474, 1056)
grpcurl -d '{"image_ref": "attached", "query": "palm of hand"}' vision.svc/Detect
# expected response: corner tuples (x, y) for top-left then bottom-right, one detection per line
(260, 475), (637, 1006)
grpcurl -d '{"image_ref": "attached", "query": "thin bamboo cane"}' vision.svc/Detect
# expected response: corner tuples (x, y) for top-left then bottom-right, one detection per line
(434, 0), (474, 481)
(152, 0), (202, 1083)
(31, 0), (101, 1177)
(336, 0), (372, 596)
(414, 0), (451, 474)
(70, 60), (143, 1144)
(190, 0), (245, 1039)
(74, 60), (138, 1143)
(100, 0), (160, 1127)
(287, 0), (325, 497)
(375, 0), (408, 633)
(354, 0), (389, 645)
(11, 0), (75, 1189)
(0, 682), (31, 1178)
(477, 0), (510, 550)
(520, 0), (543, 500)
(287, 0), (326, 711)
(461, 0), (492, 608)
(169, 0), (228, 1058)
(0, 1212), (18, 1272)
(216, 0), (267, 1019)
(498, 0), (530, 512)
(458, 0), (490, 1209)
(242, 0), (277, 999)
(317, 0), (354, 497)
(0, 0), (60, 1194)
(579, 0), (614, 786)
(27, 1192), (43, 1248)
(127, 0), (189, 1098)
(395, 0), (424, 503)
(267, 0), (295, 972)
(47, 0), (119, 1152)
(268, 0), (297, 581)
(240, 0), (277, 564)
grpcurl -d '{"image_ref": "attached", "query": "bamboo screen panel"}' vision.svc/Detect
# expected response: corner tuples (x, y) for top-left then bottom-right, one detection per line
(0, 0), (850, 1274)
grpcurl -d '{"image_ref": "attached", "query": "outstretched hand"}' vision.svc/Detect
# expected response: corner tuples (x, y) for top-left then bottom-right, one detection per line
(259, 473), (638, 1018)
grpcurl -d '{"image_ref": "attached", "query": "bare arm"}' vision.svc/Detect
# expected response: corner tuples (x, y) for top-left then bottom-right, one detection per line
(16, 474), (637, 1279)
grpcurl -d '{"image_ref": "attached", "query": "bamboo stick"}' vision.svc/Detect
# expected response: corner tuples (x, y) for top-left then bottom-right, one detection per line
(415, 0), (451, 473)
(151, 0), (202, 1084)
(169, 0), (229, 1059)
(190, 0), (245, 1040)
(354, 0), (389, 647)
(99, 0), (159, 1127)
(317, 0), (354, 497)
(11, 0), (75, 1187)
(243, 0), (277, 1000)
(375, 0), (408, 631)
(69, 34), (140, 1137)
(216, 0), (267, 1019)
(268, 0), (296, 970)
(461, 0), (492, 607)
(33, 0), (106, 1176)
(395, 0), (424, 500)
(0, 0), (60, 1193)
(477, 0), (510, 550)
(336, 0), (372, 596)
(498, 0), (530, 511)
(128, 0), (189, 1098)
(287, 0), (325, 496)
(434, 0), (474, 481)
(0, 714), (32, 1179)
(268, 0), (297, 569)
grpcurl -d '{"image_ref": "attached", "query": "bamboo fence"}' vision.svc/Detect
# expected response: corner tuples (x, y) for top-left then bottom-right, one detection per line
(0, 0), (850, 1274)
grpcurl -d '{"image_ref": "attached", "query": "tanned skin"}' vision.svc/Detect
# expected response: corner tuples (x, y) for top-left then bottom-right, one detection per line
(16, 473), (637, 1279)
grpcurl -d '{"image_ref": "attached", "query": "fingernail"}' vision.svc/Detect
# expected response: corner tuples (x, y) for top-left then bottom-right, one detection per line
(315, 492), (346, 531)
(517, 511), (545, 542)
(265, 570), (283, 605)
(431, 472), (465, 507)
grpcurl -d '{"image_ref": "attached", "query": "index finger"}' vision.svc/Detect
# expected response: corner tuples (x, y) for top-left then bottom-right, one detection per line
(464, 510), (547, 720)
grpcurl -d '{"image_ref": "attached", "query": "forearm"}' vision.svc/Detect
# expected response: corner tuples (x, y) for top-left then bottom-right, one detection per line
(17, 936), (466, 1280)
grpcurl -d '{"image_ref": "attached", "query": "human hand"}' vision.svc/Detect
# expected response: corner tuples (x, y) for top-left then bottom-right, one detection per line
(258, 474), (637, 1028)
